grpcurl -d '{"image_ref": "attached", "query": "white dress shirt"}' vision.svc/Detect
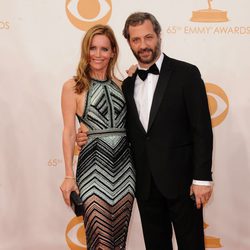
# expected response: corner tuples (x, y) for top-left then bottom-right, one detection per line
(133, 53), (211, 186)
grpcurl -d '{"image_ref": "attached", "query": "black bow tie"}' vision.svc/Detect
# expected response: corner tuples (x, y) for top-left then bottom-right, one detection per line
(137, 63), (159, 81)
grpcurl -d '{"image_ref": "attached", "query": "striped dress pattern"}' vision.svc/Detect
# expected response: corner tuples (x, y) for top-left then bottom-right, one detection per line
(76, 79), (135, 250)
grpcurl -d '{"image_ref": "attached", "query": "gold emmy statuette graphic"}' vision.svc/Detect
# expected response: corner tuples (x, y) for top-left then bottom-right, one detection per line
(191, 0), (228, 22)
(204, 222), (223, 248)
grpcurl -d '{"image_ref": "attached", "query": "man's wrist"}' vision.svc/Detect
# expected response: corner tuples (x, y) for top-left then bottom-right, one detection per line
(192, 180), (213, 186)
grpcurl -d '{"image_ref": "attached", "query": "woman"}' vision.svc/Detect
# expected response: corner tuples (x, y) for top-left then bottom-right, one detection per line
(60, 25), (135, 249)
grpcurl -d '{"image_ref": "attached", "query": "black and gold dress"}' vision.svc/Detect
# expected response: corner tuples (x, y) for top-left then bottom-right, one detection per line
(76, 79), (135, 250)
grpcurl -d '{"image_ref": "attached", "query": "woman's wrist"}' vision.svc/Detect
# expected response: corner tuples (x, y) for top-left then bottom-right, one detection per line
(64, 175), (76, 180)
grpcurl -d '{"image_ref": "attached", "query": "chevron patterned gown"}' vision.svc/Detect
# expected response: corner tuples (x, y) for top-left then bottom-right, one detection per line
(76, 79), (135, 250)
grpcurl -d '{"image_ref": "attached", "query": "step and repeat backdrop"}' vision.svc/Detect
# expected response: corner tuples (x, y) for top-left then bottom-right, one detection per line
(1, 0), (250, 249)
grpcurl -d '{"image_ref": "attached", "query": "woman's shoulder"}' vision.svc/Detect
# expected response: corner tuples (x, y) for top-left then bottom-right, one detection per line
(112, 78), (123, 89)
(63, 78), (76, 87)
(62, 78), (76, 92)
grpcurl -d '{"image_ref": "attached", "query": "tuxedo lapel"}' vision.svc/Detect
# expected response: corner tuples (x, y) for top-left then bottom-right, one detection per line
(148, 55), (172, 131)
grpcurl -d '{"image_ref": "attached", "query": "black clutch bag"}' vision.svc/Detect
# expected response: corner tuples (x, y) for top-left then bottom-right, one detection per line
(70, 191), (84, 217)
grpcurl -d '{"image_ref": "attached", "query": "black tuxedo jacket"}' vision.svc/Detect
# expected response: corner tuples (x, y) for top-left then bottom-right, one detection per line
(122, 54), (213, 200)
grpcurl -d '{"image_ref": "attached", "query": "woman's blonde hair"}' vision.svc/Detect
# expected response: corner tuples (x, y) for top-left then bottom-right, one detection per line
(74, 24), (119, 94)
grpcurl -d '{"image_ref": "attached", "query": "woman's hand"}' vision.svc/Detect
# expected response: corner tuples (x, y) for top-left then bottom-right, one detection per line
(60, 178), (79, 206)
(126, 64), (138, 77)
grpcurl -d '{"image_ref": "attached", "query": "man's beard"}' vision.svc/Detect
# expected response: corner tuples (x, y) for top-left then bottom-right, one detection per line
(131, 40), (161, 65)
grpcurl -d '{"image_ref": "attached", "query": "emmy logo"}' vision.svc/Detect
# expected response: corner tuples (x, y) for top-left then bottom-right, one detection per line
(191, 0), (228, 22)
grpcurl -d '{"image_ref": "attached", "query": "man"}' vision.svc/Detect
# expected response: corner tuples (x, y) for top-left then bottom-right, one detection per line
(78, 12), (213, 250)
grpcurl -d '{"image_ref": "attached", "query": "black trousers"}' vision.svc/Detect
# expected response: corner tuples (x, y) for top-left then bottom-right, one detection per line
(137, 178), (205, 250)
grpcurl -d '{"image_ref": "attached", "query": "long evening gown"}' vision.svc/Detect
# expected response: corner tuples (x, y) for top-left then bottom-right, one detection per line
(76, 79), (136, 250)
